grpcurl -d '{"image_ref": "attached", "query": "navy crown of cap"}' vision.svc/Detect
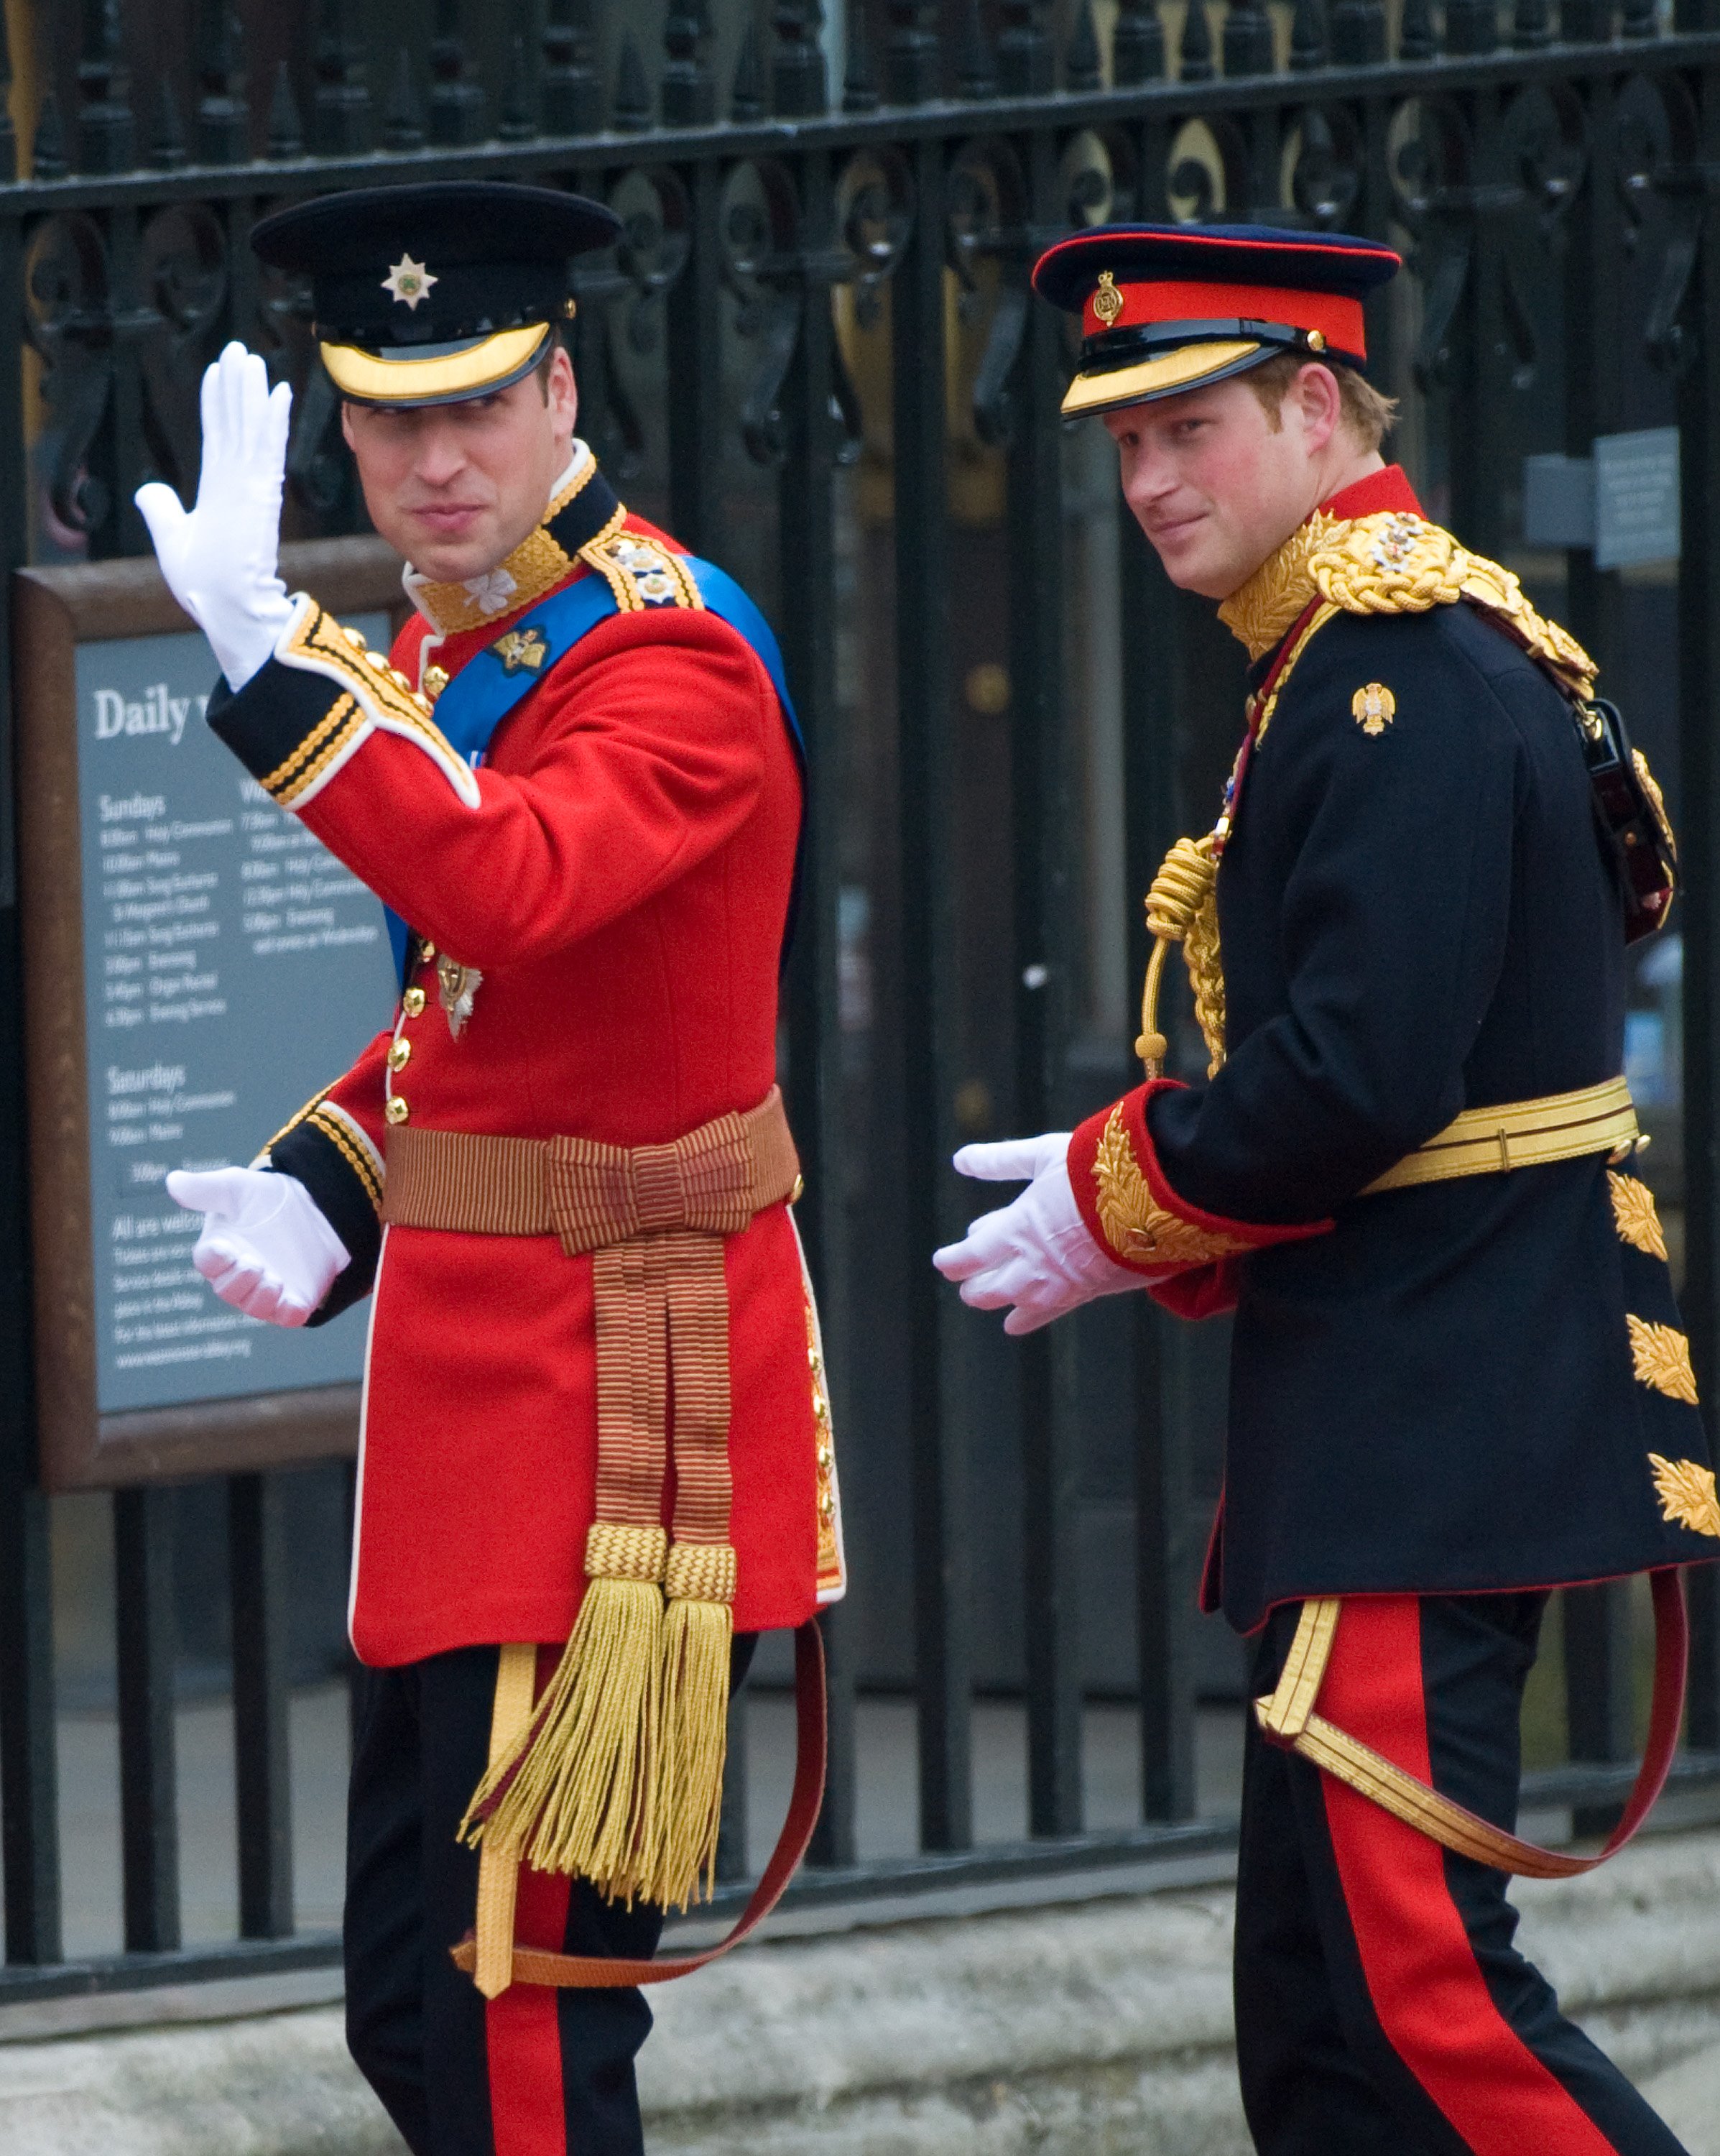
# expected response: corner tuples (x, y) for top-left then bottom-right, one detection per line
(1033, 223), (1402, 313)
(251, 181), (621, 348)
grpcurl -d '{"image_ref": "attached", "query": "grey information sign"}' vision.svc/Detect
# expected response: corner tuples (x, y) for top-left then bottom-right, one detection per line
(1594, 427), (1680, 570)
(76, 622), (397, 1414)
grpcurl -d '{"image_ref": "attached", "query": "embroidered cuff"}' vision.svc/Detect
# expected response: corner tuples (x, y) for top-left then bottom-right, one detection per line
(1068, 1081), (1329, 1276)
(208, 594), (479, 812)
(262, 1097), (384, 1325)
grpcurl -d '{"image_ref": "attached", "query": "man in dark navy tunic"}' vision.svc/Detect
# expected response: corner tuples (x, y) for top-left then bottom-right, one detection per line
(937, 224), (1716, 2155)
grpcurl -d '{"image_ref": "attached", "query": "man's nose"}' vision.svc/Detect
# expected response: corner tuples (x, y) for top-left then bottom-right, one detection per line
(413, 427), (468, 487)
(1127, 441), (1180, 509)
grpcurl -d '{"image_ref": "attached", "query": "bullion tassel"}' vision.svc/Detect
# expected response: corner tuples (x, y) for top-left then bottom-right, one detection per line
(460, 1523), (667, 1905)
(649, 1540), (737, 1911)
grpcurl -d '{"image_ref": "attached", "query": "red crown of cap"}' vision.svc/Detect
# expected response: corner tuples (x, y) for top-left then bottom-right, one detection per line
(1083, 275), (1366, 358)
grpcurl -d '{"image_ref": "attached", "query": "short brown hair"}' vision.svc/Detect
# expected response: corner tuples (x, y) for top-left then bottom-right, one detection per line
(1244, 353), (1397, 453)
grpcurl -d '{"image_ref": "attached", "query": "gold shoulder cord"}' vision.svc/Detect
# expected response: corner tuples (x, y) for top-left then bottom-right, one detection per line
(1134, 510), (1603, 1086)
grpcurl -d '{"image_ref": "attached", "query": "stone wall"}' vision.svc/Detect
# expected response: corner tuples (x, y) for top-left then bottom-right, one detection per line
(4, 1828), (1719, 2156)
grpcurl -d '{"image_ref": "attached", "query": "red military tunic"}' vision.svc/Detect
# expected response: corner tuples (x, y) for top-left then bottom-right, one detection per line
(211, 446), (844, 1666)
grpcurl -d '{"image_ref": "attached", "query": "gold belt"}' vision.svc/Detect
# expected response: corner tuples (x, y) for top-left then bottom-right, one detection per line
(381, 1086), (801, 1247)
(1362, 1076), (1638, 1196)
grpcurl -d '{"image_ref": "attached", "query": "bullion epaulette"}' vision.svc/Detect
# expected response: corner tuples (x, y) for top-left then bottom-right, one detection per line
(576, 529), (704, 614)
(1306, 512), (1597, 699)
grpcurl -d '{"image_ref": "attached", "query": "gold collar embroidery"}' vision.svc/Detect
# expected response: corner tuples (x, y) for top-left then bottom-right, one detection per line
(1217, 510), (1343, 663)
(405, 450), (601, 638)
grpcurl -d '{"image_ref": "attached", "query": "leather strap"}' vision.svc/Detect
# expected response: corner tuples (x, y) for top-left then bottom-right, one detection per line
(1256, 1569), (1688, 1877)
(1364, 1076), (1638, 1196)
(450, 1618), (827, 1987)
(382, 1086), (801, 1250)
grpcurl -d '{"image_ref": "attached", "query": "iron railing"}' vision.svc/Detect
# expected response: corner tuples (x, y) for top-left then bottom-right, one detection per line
(1, 0), (1720, 2002)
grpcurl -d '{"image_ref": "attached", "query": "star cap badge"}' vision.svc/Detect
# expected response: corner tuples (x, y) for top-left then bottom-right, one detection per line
(381, 253), (438, 310)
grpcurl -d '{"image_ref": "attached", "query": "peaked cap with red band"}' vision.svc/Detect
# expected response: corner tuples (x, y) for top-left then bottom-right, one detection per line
(1032, 222), (1402, 418)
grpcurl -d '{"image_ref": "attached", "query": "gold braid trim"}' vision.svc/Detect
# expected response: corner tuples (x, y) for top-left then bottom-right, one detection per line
(1091, 1105), (1253, 1267)
(259, 1082), (334, 1159)
(1218, 511), (1339, 660)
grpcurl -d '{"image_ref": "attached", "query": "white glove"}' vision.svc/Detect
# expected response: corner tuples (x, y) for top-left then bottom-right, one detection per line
(932, 1132), (1146, 1337)
(167, 1166), (350, 1328)
(135, 343), (295, 692)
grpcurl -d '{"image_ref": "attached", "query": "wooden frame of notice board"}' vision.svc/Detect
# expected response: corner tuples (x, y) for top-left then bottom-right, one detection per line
(14, 538), (410, 1492)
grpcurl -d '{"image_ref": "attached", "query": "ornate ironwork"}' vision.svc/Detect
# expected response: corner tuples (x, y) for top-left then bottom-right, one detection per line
(3, 0), (1720, 2020)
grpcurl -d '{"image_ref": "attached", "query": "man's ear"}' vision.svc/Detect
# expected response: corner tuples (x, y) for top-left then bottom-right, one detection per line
(340, 400), (358, 451)
(1293, 362), (1342, 455)
(548, 344), (578, 446)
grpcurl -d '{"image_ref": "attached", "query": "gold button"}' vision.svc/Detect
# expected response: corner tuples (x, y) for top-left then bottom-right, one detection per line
(790, 1174), (805, 1202)
(402, 986), (426, 1018)
(418, 939), (436, 964)
(387, 1038), (411, 1072)
(386, 1097), (409, 1125)
(425, 665), (449, 699)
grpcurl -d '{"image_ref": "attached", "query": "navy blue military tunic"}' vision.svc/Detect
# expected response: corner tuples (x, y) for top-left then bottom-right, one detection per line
(1139, 476), (1718, 1634)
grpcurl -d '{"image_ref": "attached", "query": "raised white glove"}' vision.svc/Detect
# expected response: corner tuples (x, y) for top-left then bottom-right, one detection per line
(135, 343), (295, 692)
(932, 1131), (1146, 1337)
(167, 1166), (350, 1329)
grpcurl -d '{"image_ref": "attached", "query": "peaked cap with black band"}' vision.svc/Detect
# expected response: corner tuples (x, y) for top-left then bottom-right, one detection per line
(251, 180), (621, 409)
(1032, 223), (1402, 418)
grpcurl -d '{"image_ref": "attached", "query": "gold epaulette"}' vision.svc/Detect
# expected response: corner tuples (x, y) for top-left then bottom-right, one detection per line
(1306, 512), (1596, 699)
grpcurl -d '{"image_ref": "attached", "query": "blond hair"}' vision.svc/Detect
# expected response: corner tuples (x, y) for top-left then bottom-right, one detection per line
(1245, 352), (1397, 453)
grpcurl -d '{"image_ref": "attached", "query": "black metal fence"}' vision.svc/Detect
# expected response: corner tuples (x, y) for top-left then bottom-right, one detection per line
(4, 0), (1720, 2000)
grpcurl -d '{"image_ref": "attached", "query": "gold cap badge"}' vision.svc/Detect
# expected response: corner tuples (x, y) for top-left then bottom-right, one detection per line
(382, 253), (438, 310)
(1092, 270), (1124, 328)
(1351, 682), (1397, 735)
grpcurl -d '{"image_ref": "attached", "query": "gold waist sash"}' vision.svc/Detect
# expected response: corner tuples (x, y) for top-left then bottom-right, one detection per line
(1362, 1075), (1638, 1196)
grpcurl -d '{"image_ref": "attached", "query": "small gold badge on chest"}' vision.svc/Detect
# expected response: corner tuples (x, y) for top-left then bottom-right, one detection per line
(437, 954), (483, 1038)
(1351, 682), (1397, 735)
(492, 626), (548, 675)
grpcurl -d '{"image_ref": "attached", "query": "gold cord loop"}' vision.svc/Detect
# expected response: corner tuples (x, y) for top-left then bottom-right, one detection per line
(1137, 834), (1226, 1081)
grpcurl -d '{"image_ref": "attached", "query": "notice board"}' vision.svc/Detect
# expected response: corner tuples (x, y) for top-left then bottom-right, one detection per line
(16, 538), (408, 1490)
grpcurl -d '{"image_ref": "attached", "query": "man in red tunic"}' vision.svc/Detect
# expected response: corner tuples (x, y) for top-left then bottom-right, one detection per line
(137, 182), (843, 2156)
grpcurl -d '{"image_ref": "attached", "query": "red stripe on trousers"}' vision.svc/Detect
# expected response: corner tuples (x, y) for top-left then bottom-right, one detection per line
(485, 1647), (573, 2156)
(1316, 1596), (1618, 2156)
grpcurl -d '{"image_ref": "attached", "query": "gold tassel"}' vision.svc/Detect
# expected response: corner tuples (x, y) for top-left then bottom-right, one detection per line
(649, 1542), (737, 1910)
(460, 1524), (667, 1905)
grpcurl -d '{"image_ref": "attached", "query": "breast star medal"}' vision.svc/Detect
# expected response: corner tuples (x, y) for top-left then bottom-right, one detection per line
(382, 253), (438, 310)
(437, 954), (483, 1038)
(1351, 682), (1397, 735)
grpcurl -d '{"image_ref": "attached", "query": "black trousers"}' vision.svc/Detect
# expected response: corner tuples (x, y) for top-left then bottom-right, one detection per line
(345, 1635), (757, 2156)
(1236, 1592), (1687, 2156)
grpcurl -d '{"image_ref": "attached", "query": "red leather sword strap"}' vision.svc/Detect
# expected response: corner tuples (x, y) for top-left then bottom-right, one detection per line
(451, 1618), (827, 1987)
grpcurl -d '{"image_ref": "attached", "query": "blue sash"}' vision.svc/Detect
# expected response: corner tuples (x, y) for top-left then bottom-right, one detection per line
(385, 559), (805, 988)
